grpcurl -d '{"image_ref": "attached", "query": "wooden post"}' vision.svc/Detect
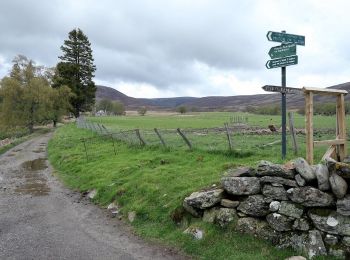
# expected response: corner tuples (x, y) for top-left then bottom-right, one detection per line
(336, 94), (347, 161)
(288, 112), (298, 155)
(177, 128), (192, 150)
(305, 91), (314, 164)
(135, 129), (146, 146)
(224, 123), (233, 151)
(154, 128), (166, 147)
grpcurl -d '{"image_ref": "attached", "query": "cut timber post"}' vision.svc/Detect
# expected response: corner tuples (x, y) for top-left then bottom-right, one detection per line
(135, 129), (146, 146)
(288, 112), (298, 155)
(154, 128), (166, 147)
(337, 94), (346, 161)
(305, 91), (314, 164)
(224, 123), (233, 151)
(177, 128), (192, 150)
(303, 87), (348, 163)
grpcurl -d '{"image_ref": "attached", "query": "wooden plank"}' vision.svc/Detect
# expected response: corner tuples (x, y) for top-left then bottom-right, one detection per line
(224, 123), (233, 151)
(303, 87), (348, 95)
(288, 112), (298, 155)
(305, 92), (314, 164)
(314, 139), (346, 146)
(177, 128), (192, 150)
(322, 145), (337, 161)
(337, 94), (347, 160)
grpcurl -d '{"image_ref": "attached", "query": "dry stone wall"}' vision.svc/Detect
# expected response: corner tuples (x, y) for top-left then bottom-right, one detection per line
(182, 158), (350, 259)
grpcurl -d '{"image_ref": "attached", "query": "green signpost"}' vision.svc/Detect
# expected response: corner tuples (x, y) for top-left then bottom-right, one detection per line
(267, 31), (305, 46)
(268, 44), (296, 59)
(264, 30), (305, 160)
(266, 55), (298, 69)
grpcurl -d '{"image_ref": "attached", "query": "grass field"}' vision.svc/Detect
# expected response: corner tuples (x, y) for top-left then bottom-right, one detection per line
(48, 112), (344, 259)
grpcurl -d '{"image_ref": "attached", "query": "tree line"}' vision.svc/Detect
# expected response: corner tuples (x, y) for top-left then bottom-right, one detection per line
(0, 28), (97, 134)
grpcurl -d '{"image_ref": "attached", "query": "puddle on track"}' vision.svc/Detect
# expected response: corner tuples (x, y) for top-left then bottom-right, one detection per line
(21, 158), (47, 171)
(15, 158), (50, 196)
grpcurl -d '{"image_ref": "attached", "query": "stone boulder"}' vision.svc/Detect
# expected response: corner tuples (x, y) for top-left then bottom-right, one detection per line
(257, 160), (295, 179)
(314, 164), (330, 191)
(278, 201), (303, 219)
(287, 187), (334, 207)
(293, 218), (310, 231)
(220, 199), (239, 208)
(216, 208), (237, 227)
(224, 167), (255, 177)
(334, 161), (350, 179)
(293, 158), (316, 181)
(260, 176), (297, 187)
(269, 201), (281, 212)
(324, 234), (339, 246)
(237, 195), (269, 217)
(266, 213), (293, 231)
(183, 189), (224, 210)
(183, 227), (204, 240)
(235, 217), (282, 243)
(295, 174), (306, 187)
(262, 184), (288, 201)
(336, 194), (350, 216)
(307, 230), (327, 258)
(202, 207), (220, 223)
(308, 208), (350, 236)
(329, 173), (348, 199)
(221, 177), (260, 195)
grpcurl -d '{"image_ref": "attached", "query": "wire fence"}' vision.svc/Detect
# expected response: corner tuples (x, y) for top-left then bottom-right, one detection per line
(75, 116), (310, 161)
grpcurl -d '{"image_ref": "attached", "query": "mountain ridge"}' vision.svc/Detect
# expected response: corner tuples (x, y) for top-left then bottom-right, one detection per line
(96, 82), (350, 111)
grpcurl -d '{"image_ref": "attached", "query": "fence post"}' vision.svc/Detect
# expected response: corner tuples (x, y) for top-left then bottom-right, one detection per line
(224, 123), (233, 151)
(288, 112), (298, 155)
(154, 128), (166, 147)
(177, 128), (192, 150)
(135, 129), (146, 146)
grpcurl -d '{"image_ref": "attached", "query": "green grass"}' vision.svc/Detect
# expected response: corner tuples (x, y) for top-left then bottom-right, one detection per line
(88, 111), (349, 130)
(48, 123), (335, 259)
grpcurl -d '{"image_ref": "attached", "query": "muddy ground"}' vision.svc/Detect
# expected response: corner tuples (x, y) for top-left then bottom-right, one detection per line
(0, 133), (187, 260)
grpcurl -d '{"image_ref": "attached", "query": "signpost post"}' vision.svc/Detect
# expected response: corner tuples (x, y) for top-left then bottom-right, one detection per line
(264, 30), (305, 160)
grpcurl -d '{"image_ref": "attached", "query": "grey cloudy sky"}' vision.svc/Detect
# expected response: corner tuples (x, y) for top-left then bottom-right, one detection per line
(1, 0), (350, 98)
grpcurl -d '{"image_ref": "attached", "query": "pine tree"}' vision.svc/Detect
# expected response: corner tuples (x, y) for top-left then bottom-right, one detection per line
(53, 28), (96, 117)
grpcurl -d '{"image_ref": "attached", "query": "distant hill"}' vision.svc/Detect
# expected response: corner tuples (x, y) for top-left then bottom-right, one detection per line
(96, 82), (350, 111)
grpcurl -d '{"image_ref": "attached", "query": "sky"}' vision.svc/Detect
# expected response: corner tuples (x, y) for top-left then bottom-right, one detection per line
(1, 0), (350, 98)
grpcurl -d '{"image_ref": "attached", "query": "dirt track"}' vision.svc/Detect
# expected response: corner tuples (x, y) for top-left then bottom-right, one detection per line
(0, 133), (187, 260)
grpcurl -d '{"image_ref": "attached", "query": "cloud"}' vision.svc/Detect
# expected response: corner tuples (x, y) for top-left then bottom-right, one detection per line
(1, 0), (350, 98)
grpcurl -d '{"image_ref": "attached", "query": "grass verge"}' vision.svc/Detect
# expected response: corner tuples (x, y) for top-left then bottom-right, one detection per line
(48, 124), (332, 259)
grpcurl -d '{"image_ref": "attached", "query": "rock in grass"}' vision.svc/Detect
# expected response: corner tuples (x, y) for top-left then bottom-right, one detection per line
(183, 227), (204, 240)
(128, 211), (136, 222)
(183, 189), (224, 210)
(257, 160), (295, 179)
(293, 158), (316, 181)
(221, 177), (260, 195)
(87, 189), (97, 200)
(237, 195), (269, 217)
(336, 194), (350, 216)
(220, 199), (239, 208)
(284, 257), (306, 260)
(287, 187), (334, 207)
(329, 173), (348, 199)
(314, 164), (330, 191)
(266, 213), (293, 231)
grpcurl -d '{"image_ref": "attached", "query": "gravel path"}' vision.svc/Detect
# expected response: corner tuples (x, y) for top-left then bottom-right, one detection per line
(0, 133), (187, 260)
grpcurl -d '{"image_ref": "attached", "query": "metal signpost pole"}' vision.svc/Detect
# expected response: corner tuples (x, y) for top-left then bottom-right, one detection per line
(281, 31), (287, 160)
